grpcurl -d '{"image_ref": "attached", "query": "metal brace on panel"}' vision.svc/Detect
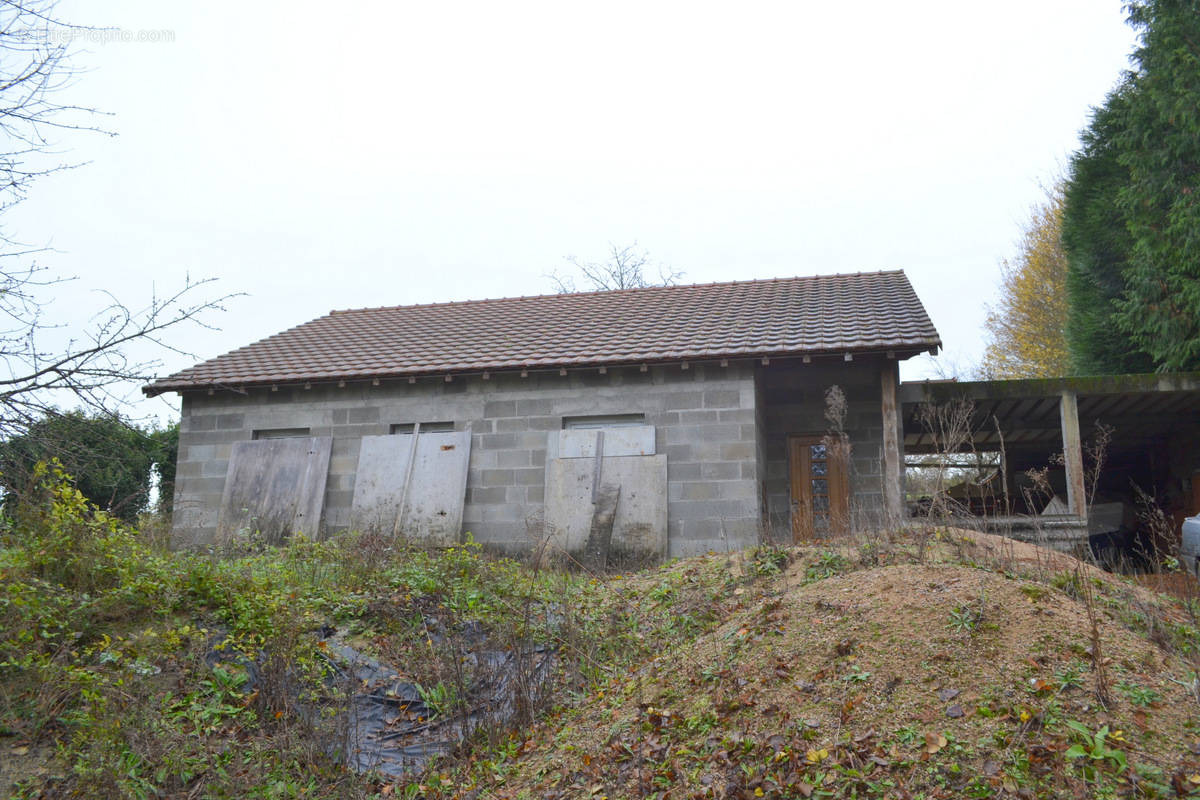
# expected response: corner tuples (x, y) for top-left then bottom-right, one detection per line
(393, 423), (422, 537)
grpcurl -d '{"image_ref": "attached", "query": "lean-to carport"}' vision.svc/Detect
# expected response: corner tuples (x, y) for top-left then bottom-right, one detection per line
(900, 373), (1200, 554)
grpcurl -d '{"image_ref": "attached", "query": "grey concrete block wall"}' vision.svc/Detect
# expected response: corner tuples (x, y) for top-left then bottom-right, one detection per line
(172, 362), (763, 556)
(759, 359), (892, 537)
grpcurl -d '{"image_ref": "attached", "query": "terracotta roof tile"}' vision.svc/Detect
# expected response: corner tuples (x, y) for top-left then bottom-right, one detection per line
(144, 271), (940, 394)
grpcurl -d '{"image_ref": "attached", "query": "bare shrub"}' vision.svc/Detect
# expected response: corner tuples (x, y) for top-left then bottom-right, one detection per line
(910, 397), (981, 560)
(1131, 482), (1177, 571)
(913, 398), (977, 522)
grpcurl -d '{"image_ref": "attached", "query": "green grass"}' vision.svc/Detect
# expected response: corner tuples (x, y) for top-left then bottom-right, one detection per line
(0, 462), (742, 798)
(0, 464), (583, 798)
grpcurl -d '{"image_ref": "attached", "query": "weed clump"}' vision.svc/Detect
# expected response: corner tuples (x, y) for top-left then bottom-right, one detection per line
(0, 464), (593, 796)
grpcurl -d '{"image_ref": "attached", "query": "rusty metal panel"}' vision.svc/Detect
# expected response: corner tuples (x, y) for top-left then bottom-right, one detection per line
(216, 436), (333, 545)
(544, 454), (667, 566)
(350, 431), (471, 545)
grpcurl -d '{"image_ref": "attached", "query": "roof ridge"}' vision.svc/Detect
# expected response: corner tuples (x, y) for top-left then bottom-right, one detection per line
(328, 269), (908, 316)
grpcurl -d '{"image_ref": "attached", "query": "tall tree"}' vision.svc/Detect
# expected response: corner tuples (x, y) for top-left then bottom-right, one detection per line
(1111, 0), (1200, 370)
(1062, 0), (1200, 373)
(1062, 88), (1156, 375)
(0, 411), (159, 521)
(979, 185), (1072, 379)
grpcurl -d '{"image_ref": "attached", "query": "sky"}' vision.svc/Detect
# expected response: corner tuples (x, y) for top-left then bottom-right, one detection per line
(9, 1), (1139, 423)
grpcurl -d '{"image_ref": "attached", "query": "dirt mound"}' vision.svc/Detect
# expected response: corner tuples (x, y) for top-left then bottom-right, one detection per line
(482, 538), (1200, 799)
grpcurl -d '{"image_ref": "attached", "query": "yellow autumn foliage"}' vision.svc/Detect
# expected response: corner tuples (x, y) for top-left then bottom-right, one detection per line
(979, 185), (1071, 379)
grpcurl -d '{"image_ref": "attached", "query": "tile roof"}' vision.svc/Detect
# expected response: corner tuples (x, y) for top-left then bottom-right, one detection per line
(143, 271), (940, 395)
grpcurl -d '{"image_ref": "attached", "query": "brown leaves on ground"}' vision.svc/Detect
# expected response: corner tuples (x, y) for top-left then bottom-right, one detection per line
(451, 531), (1200, 799)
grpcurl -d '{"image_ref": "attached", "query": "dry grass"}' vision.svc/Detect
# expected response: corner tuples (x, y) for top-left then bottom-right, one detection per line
(433, 531), (1200, 799)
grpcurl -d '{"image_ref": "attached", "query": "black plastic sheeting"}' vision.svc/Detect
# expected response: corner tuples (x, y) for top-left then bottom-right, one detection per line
(322, 630), (554, 778)
(204, 625), (553, 778)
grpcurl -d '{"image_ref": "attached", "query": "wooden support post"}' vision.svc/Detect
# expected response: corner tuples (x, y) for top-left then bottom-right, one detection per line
(1060, 390), (1087, 520)
(880, 361), (903, 523)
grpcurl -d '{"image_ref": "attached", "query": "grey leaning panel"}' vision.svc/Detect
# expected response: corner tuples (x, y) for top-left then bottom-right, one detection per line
(216, 436), (333, 545)
(553, 426), (656, 459)
(349, 434), (414, 534)
(350, 431), (471, 545)
(544, 454), (668, 565)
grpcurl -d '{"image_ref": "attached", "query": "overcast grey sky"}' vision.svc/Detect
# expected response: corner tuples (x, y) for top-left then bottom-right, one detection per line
(12, 1), (1138, 421)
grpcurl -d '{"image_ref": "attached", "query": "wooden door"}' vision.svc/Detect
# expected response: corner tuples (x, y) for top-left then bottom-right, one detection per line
(788, 435), (849, 541)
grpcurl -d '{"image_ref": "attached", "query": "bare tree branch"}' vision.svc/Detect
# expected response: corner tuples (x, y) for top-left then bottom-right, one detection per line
(0, 2), (237, 438)
(0, 268), (240, 437)
(548, 242), (684, 293)
(0, 1), (113, 218)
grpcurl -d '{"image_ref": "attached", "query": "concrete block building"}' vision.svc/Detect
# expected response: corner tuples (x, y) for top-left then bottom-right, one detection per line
(144, 271), (941, 560)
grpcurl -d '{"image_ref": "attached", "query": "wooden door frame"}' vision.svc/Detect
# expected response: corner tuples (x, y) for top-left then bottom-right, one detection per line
(787, 433), (850, 540)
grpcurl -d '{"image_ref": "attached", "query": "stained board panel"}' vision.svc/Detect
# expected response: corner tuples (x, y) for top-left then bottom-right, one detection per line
(544, 454), (667, 566)
(350, 434), (414, 534)
(216, 437), (333, 545)
(549, 426), (656, 459)
(350, 431), (471, 545)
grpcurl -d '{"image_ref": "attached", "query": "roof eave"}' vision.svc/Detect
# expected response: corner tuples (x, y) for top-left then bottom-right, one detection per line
(143, 342), (942, 397)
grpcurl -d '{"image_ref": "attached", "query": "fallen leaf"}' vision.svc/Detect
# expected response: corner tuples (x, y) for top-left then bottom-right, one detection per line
(924, 733), (947, 754)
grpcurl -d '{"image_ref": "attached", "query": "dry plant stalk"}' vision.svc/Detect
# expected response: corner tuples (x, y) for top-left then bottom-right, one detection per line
(822, 385), (853, 538)
(1084, 423), (1113, 510)
(1077, 565), (1111, 707)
